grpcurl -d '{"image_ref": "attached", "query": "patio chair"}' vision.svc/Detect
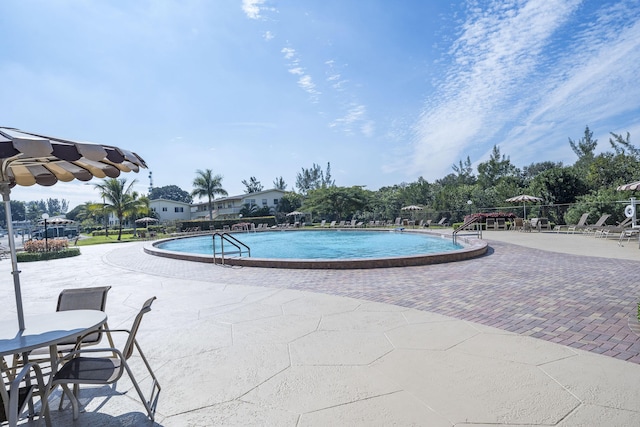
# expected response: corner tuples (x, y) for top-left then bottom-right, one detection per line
(486, 218), (496, 230)
(329, 221), (337, 228)
(496, 218), (507, 230)
(510, 217), (524, 231)
(44, 297), (161, 422)
(530, 218), (552, 232)
(1, 363), (51, 427)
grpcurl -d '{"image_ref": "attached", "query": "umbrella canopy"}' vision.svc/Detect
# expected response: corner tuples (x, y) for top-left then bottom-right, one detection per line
(0, 127), (147, 330)
(617, 181), (640, 191)
(37, 217), (75, 226)
(505, 195), (543, 220)
(286, 211), (304, 216)
(135, 217), (159, 223)
(400, 205), (423, 211)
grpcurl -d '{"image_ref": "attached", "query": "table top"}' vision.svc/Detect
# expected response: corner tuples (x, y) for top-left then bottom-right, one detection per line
(0, 310), (107, 356)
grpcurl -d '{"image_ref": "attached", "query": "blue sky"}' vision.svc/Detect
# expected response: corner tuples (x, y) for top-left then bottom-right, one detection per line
(3, 0), (640, 209)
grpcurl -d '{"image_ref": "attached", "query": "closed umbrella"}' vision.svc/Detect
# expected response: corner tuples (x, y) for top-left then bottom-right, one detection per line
(505, 195), (543, 220)
(0, 127), (147, 330)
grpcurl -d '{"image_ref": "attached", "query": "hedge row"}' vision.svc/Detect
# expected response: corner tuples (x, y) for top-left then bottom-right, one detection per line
(17, 248), (81, 262)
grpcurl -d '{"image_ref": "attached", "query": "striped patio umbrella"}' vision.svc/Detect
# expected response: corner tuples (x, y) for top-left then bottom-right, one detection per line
(616, 181), (640, 191)
(0, 127), (147, 330)
(505, 195), (543, 220)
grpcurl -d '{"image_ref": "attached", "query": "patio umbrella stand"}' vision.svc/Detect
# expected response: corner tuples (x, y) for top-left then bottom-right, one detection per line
(0, 127), (147, 330)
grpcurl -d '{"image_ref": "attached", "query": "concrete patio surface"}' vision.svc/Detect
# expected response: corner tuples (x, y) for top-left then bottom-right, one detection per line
(1, 229), (640, 426)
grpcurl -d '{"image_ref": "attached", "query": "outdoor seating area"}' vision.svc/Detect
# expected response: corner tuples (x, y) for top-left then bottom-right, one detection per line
(1, 287), (160, 426)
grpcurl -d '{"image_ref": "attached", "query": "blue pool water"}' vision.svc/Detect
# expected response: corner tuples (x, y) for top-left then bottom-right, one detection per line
(157, 230), (463, 260)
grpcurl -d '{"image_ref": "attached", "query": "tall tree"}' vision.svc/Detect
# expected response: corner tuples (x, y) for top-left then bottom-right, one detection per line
(191, 169), (228, 220)
(296, 162), (333, 194)
(569, 125), (598, 174)
(476, 145), (519, 189)
(149, 185), (193, 203)
(273, 176), (287, 190)
(242, 176), (264, 193)
(451, 156), (475, 185)
(93, 178), (143, 240)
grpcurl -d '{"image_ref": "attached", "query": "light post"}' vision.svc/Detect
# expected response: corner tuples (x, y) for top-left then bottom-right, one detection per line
(467, 200), (473, 216)
(41, 213), (49, 252)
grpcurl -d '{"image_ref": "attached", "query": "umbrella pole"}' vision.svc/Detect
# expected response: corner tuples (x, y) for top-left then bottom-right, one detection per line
(1, 184), (24, 330)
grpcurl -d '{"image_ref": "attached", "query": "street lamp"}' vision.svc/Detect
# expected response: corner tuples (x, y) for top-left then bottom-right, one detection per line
(41, 213), (49, 252)
(466, 200), (473, 216)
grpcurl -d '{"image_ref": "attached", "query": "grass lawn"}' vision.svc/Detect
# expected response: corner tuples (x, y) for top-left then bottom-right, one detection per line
(75, 233), (166, 246)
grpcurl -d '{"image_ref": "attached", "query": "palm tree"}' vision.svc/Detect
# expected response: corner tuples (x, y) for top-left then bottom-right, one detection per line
(191, 169), (228, 220)
(93, 178), (145, 240)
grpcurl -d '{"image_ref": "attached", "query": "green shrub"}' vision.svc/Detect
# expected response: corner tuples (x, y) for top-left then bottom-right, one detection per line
(17, 248), (81, 262)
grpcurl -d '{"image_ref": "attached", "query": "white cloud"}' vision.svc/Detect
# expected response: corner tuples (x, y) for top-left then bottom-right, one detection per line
(263, 31), (274, 41)
(242, 0), (267, 20)
(281, 47), (296, 60)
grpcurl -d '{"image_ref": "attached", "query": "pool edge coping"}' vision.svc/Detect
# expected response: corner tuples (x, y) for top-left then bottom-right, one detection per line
(144, 229), (488, 269)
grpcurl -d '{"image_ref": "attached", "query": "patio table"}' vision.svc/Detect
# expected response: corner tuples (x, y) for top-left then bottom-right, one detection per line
(0, 310), (107, 359)
(1, 310), (107, 425)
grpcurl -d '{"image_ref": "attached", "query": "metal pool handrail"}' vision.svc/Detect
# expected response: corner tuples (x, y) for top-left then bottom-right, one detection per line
(212, 232), (251, 265)
(453, 217), (482, 243)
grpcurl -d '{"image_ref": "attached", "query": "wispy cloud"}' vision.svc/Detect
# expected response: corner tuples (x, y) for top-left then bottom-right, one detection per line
(280, 46), (321, 102)
(329, 103), (374, 137)
(406, 0), (626, 178)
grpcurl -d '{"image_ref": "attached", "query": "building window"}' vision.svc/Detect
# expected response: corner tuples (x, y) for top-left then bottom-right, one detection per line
(228, 203), (232, 208)
(274, 199), (279, 205)
(262, 199), (267, 205)
(162, 207), (168, 212)
(174, 207), (184, 213)
(151, 207), (156, 212)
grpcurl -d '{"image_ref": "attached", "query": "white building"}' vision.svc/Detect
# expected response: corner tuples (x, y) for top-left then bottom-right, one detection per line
(191, 189), (285, 220)
(150, 199), (192, 222)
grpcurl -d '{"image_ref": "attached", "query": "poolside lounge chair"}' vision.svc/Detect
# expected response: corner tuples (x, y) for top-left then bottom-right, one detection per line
(564, 213), (589, 233)
(596, 217), (632, 239)
(329, 221), (337, 228)
(436, 217), (448, 226)
(320, 220), (326, 227)
(44, 297), (161, 422)
(394, 217), (402, 226)
(582, 214), (611, 234)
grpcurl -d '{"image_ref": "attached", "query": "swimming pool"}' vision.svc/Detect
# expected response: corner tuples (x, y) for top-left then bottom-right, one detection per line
(148, 229), (488, 269)
(158, 230), (462, 259)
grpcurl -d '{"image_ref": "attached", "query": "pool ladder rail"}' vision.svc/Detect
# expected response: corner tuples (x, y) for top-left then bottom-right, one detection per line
(452, 217), (482, 244)
(212, 232), (251, 266)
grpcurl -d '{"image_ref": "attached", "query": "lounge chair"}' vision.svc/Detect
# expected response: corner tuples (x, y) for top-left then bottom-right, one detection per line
(337, 220), (346, 227)
(319, 220), (326, 227)
(43, 297), (161, 422)
(596, 217), (632, 239)
(486, 218), (496, 230)
(496, 218), (507, 230)
(581, 214), (611, 234)
(329, 220), (337, 228)
(394, 217), (402, 226)
(436, 217), (448, 226)
(562, 213), (589, 233)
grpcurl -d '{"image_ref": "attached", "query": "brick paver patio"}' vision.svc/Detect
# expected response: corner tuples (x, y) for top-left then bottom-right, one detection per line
(107, 239), (640, 364)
